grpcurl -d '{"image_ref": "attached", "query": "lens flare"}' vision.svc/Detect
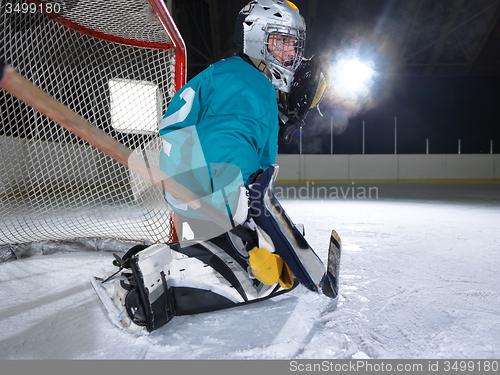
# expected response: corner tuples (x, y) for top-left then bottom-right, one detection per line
(333, 58), (376, 97)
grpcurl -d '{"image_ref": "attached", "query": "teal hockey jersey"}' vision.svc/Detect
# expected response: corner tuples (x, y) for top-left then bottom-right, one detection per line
(159, 56), (279, 220)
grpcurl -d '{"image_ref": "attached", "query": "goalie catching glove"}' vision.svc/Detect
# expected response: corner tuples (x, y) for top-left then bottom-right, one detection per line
(278, 54), (328, 143)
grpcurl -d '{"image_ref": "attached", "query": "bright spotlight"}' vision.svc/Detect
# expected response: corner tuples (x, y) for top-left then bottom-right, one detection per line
(338, 59), (374, 91)
(330, 57), (376, 99)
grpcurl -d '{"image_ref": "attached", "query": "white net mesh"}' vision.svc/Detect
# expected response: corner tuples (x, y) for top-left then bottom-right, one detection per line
(0, 0), (180, 245)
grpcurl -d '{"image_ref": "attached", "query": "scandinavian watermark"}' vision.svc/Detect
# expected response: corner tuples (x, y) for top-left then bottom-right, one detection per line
(275, 182), (379, 201)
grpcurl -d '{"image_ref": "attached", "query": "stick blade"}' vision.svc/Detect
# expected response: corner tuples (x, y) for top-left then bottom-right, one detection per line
(322, 230), (342, 298)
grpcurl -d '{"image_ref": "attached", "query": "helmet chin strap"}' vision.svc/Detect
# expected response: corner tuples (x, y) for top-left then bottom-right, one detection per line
(246, 55), (274, 83)
(246, 55), (292, 93)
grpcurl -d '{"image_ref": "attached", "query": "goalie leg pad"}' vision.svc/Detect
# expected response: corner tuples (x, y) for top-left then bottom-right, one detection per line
(249, 165), (326, 292)
(93, 237), (299, 333)
(168, 237), (297, 314)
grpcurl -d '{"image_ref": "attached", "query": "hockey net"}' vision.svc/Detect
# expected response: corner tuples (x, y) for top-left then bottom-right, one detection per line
(0, 0), (185, 249)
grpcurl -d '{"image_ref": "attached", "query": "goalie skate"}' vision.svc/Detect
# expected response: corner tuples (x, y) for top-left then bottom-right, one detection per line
(90, 275), (144, 335)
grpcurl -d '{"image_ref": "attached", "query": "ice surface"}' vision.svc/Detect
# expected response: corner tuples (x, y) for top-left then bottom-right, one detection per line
(0, 182), (499, 359)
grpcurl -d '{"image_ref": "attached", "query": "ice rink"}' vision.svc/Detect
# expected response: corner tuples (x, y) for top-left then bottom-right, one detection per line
(0, 181), (499, 359)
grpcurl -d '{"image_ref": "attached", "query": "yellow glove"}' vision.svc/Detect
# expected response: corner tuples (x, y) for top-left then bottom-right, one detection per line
(248, 247), (294, 289)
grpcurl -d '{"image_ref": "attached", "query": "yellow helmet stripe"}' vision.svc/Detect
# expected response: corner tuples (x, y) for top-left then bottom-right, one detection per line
(286, 1), (299, 10)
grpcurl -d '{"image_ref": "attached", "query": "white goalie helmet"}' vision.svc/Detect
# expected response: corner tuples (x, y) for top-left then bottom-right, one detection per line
(234, 0), (306, 93)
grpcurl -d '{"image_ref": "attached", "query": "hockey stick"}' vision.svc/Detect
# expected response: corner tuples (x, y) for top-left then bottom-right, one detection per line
(0, 61), (253, 243)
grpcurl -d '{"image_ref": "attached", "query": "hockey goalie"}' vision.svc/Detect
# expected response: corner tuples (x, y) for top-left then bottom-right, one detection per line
(91, 0), (341, 334)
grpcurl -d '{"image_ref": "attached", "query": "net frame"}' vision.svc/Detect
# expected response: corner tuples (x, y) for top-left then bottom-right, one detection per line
(0, 0), (186, 245)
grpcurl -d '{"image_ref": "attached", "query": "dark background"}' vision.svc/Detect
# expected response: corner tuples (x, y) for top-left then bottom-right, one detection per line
(169, 0), (500, 154)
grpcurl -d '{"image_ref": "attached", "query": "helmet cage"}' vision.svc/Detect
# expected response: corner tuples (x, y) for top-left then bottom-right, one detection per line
(264, 26), (305, 73)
